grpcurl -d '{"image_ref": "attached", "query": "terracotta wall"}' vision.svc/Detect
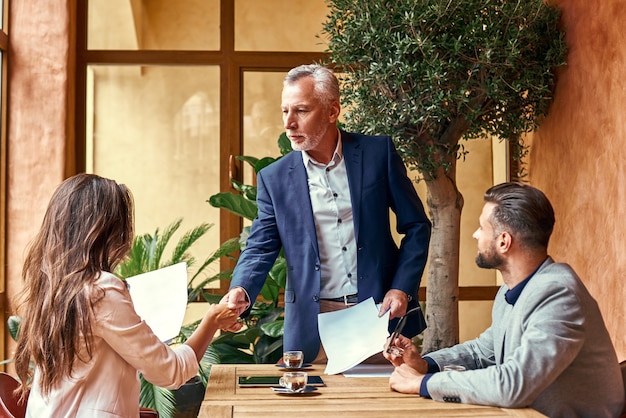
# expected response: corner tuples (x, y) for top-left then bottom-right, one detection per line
(4, 0), (624, 363)
(5, 0), (70, 358)
(529, 0), (626, 360)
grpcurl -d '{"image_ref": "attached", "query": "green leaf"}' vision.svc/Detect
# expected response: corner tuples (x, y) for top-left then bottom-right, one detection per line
(255, 157), (279, 173)
(236, 155), (260, 169)
(7, 315), (21, 341)
(260, 320), (285, 338)
(139, 375), (176, 418)
(170, 223), (212, 267)
(277, 132), (292, 156)
(207, 192), (258, 220)
(231, 179), (257, 201)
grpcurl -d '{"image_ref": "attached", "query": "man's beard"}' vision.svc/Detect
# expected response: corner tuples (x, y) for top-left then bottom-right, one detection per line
(289, 134), (322, 152)
(475, 245), (504, 269)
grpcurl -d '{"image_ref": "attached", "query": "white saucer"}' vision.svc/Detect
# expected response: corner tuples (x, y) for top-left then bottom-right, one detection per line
(271, 386), (318, 395)
(275, 363), (313, 370)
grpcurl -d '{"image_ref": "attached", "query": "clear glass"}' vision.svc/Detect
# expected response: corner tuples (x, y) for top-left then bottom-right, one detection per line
(235, 0), (329, 51)
(86, 65), (221, 267)
(88, 0), (220, 50)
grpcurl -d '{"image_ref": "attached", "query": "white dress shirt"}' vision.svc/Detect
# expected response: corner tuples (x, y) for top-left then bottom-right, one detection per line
(302, 133), (358, 299)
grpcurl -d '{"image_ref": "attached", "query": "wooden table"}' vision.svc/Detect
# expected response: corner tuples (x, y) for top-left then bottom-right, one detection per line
(199, 364), (546, 417)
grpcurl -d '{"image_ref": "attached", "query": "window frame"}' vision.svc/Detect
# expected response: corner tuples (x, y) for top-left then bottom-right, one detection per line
(74, 0), (326, 293)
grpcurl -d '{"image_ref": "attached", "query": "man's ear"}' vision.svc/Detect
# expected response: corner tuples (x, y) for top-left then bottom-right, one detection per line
(328, 100), (341, 123)
(498, 231), (513, 253)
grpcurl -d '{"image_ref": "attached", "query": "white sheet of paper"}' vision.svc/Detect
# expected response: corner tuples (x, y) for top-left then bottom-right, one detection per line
(126, 262), (188, 343)
(342, 364), (394, 377)
(318, 297), (390, 375)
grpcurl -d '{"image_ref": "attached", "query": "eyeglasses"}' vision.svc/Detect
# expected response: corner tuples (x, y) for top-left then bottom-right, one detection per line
(385, 305), (422, 355)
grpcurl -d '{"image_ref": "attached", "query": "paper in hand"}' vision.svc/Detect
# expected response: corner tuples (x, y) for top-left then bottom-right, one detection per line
(318, 297), (390, 375)
(126, 262), (188, 342)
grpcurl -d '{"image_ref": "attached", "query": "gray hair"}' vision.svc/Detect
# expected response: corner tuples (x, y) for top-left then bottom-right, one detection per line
(284, 64), (340, 108)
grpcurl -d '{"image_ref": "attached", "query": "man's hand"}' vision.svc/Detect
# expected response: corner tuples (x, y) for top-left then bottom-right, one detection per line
(383, 334), (428, 373)
(389, 363), (425, 394)
(378, 289), (409, 319)
(220, 287), (250, 316)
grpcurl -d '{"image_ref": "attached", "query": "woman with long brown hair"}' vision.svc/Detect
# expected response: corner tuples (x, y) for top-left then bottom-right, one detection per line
(13, 173), (239, 417)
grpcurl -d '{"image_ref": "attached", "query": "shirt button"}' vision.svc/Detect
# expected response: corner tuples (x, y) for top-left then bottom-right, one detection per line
(347, 273), (352, 278)
(342, 247), (347, 251)
(337, 218), (342, 223)
(333, 193), (338, 197)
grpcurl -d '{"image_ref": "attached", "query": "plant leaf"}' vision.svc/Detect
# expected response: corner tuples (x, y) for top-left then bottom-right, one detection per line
(260, 320), (284, 338)
(207, 193), (258, 220)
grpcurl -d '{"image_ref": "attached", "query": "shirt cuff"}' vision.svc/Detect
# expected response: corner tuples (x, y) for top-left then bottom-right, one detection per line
(420, 373), (434, 398)
(232, 286), (251, 310)
(424, 356), (440, 373)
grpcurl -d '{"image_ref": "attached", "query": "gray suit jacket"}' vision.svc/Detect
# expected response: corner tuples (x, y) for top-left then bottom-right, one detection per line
(425, 258), (624, 418)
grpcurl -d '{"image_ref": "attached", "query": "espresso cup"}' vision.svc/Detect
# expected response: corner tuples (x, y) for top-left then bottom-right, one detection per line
(279, 371), (307, 393)
(283, 350), (304, 369)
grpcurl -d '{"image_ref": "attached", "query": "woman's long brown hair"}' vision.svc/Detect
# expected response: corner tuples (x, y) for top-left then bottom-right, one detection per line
(13, 174), (134, 399)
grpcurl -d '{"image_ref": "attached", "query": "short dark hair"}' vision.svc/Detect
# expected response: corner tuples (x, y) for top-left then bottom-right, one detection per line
(484, 182), (555, 250)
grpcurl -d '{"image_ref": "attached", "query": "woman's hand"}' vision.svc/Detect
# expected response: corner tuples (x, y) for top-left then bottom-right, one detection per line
(207, 303), (242, 331)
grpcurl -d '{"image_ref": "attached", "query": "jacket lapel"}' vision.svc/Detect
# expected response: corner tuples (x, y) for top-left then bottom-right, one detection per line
(286, 152), (319, 255)
(342, 133), (363, 242)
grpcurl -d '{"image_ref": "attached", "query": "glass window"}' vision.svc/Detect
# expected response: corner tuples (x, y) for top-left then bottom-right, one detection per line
(86, 65), (221, 261)
(88, 0), (220, 50)
(242, 72), (285, 184)
(235, 0), (328, 51)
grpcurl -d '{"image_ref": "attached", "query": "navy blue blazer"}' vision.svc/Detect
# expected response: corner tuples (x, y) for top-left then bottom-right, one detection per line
(230, 131), (431, 362)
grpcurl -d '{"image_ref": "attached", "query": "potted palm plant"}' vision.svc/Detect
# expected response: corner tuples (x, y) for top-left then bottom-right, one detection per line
(205, 133), (292, 365)
(115, 219), (239, 418)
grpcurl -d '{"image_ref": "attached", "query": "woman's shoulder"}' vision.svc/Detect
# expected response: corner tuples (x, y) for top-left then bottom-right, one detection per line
(96, 271), (128, 290)
(92, 271), (131, 305)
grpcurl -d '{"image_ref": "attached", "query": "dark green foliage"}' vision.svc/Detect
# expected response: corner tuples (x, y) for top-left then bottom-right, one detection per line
(323, 0), (567, 179)
(205, 137), (292, 366)
(114, 220), (239, 418)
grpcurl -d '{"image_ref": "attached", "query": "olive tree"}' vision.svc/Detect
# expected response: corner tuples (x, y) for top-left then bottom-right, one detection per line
(323, 0), (566, 352)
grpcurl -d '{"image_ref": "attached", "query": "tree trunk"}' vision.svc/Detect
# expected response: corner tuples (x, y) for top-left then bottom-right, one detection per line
(421, 162), (464, 354)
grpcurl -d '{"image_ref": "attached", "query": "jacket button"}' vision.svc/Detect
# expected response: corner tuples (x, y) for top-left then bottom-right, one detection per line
(314, 265), (320, 271)
(313, 295), (319, 302)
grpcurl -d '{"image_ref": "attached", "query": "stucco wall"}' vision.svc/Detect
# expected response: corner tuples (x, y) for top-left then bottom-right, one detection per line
(529, 0), (626, 360)
(5, 0), (70, 359)
(5, 0), (624, 364)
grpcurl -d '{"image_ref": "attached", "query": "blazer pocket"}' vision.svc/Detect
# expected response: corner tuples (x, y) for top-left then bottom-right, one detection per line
(284, 290), (295, 303)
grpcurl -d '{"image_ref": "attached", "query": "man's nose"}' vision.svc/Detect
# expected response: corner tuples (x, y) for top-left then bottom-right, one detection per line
(283, 111), (296, 129)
